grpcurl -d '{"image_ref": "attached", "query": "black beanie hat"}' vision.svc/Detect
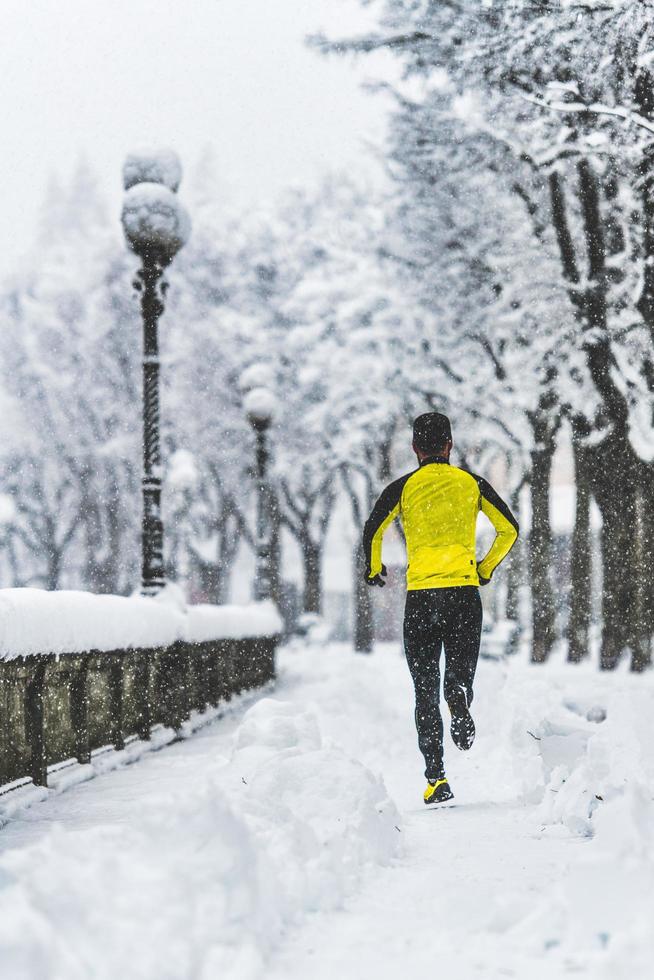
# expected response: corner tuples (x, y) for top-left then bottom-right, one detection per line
(412, 412), (452, 453)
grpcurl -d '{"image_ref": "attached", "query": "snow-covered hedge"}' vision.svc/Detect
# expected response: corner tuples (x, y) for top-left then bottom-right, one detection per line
(0, 588), (282, 661)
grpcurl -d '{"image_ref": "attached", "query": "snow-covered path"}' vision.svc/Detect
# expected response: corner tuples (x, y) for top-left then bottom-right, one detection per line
(268, 647), (577, 980)
(0, 642), (651, 979)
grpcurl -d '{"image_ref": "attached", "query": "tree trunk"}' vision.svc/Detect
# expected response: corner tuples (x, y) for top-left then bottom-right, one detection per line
(632, 102), (654, 670)
(629, 481), (652, 672)
(352, 543), (373, 653)
(505, 486), (522, 622)
(583, 442), (653, 669)
(268, 490), (283, 608)
(548, 160), (652, 669)
(593, 474), (634, 669)
(528, 412), (557, 664)
(302, 538), (322, 614)
(575, 158), (635, 669)
(46, 548), (62, 591)
(637, 476), (654, 664)
(196, 559), (222, 604)
(567, 425), (592, 662)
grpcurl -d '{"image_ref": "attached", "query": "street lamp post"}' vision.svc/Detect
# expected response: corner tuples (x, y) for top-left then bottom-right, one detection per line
(120, 149), (191, 595)
(243, 382), (277, 602)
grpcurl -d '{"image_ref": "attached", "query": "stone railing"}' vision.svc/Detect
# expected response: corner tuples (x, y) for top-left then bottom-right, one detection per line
(0, 590), (281, 789)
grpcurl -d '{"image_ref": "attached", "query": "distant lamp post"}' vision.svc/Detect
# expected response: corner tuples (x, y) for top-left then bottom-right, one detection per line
(242, 372), (277, 602)
(121, 148), (191, 595)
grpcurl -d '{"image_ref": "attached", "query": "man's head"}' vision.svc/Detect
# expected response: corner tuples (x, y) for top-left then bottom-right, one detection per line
(412, 412), (453, 461)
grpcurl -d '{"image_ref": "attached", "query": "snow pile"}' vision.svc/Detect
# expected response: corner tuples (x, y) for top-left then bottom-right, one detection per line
(0, 697), (399, 980)
(0, 589), (283, 659)
(0, 589), (180, 659)
(476, 658), (654, 973)
(232, 699), (400, 911)
(186, 603), (283, 643)
(588, 786), (654, 978)
(485, 664), (653, 840)
(542, 685), (654, 971)
(497, 771), (654, 977)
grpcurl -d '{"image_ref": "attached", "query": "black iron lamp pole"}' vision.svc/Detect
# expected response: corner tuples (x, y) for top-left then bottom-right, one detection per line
(136, 253), (168, 594)
(252, 414), (273, 602)
(121, 150), (190, 596)
(243, 379), (277, 603)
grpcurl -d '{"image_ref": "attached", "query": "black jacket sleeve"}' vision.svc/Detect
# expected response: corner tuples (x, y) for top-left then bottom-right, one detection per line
(472, 475), (519, 581)
(362, 473), (412, 579)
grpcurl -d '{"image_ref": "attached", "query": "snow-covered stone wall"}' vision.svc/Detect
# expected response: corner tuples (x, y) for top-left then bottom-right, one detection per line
(0, 589), (282, 661)
(0, 589), (282, 791)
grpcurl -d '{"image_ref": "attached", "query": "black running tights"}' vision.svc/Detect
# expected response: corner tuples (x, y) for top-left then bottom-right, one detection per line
(403, 586), (482, 780)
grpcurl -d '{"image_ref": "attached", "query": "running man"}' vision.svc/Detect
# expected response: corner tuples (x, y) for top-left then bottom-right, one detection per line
(362, 413), (519, 805)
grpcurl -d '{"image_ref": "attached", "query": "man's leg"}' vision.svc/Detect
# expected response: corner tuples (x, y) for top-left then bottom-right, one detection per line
(403, 590), (445, 780)
(442, 587), (483, 749)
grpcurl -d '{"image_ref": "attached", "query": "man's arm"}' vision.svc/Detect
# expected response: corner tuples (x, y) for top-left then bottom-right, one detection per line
(362, 475), (409, 585)
(474, 476), (519, 584)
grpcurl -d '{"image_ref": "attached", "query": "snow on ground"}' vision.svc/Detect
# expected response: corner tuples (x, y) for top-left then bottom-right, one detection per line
(0, 641), (651, 979)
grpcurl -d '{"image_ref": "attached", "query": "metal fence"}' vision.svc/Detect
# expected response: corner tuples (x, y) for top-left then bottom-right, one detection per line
(0, 636), (277, 788)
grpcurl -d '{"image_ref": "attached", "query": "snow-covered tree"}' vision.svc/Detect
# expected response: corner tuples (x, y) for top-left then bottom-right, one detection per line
(318, 0), (654, 668)
(0, 163), (140, 592)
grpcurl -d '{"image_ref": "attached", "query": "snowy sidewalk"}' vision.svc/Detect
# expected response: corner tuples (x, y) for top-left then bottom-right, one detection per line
(0, 643), (651, 979)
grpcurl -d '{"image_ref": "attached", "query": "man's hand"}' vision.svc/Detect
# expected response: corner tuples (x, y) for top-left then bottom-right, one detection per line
(365, 563), (388, 587)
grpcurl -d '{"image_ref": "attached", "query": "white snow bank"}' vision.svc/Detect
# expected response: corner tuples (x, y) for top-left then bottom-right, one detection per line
(185, 603), (283, 644)
(484, 662), (654, 839)
(0, 697), (400, 980)
(475, 656), (654, 973)
(0, 589), (283, 660)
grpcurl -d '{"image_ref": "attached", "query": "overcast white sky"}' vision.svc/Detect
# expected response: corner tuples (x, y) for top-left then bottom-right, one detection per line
(0, 0), (395, 275)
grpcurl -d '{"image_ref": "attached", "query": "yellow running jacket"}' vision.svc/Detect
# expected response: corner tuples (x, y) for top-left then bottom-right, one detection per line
(363, 456), (519, 590)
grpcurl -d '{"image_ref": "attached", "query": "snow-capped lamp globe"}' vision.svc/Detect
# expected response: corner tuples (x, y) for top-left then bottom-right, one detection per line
(244, 385), (278, 431)
(120, 148), (191, 597)
(121, 148), (190, 267)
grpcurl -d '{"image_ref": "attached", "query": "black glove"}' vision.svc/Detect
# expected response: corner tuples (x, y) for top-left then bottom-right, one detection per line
(477, 564), (491, 586)
(365, 563), (387, 587)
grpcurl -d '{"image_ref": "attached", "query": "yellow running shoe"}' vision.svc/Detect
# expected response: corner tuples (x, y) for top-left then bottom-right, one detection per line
(424, 777), (454, 805)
